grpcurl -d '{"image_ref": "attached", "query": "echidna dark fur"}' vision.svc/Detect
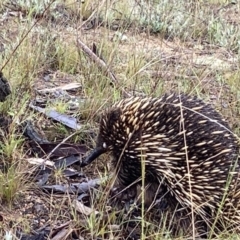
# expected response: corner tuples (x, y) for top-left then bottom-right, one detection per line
(83, 93), (240, 237)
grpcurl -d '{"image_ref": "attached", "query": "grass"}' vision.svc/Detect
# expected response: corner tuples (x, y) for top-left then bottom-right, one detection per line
(0, 0), (240, 239)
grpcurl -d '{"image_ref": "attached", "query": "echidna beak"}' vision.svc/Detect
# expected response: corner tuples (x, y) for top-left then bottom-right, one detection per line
(81, 147), (105, 167)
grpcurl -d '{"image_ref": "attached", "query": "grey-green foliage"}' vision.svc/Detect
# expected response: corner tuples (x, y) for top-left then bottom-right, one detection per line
(111, 0), (240, 51)
(208, 17), (240, 52)
(16, 0), (58, 13)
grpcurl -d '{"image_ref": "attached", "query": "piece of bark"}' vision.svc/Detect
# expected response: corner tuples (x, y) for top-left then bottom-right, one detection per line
(0, 72), (11, 102)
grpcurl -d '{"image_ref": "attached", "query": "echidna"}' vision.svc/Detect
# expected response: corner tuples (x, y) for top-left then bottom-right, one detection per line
(82, 93), (240, 236)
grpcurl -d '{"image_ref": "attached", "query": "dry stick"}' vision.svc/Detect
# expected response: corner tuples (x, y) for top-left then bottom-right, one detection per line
(76, 39), (131, 98)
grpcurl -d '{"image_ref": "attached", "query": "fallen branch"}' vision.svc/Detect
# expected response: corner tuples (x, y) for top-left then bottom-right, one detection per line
(77, 39), (131, 98)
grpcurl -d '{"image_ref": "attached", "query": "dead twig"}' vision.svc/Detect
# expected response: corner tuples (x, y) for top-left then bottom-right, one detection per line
(77, 39), (131, 98)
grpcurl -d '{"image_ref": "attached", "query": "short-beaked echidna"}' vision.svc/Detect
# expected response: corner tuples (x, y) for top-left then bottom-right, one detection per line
(83, 93), (240, 236)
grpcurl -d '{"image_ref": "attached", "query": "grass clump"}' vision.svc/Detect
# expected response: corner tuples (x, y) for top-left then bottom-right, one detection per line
(0, 164), (26, 204)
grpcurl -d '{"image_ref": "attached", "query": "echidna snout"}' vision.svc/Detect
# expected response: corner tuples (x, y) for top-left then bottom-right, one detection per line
(82, 146), (106, 167)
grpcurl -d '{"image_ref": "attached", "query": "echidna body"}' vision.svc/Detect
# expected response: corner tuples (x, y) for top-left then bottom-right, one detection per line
(84, 93), (240, 235)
